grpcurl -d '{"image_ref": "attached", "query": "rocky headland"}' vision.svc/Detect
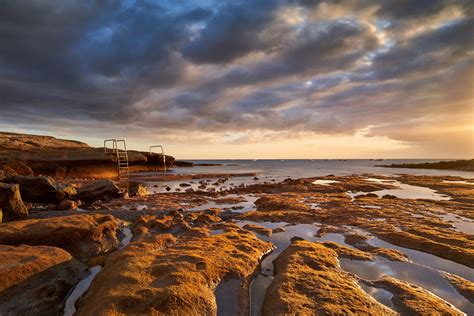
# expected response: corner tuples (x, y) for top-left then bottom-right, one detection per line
(379, 159), (474, 171)
(0, 132), (175, 179)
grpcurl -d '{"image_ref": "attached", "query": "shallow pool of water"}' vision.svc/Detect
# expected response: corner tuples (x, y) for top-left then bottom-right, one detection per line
(312, 179), (340, 186)
(360, 283), (394, 309)
(120, 226), (133, 247)
(438, 213), (474, 235)
(340, 259), (473, 314)
(215, 278), (242, 316)
(63, 266), (102, 316)
(190, 194), (258, 213)
(347, 178), (450, 201)
(236, 221), (319, 315)
(367, 237), (474, 282)
(443, 180), (474, 185)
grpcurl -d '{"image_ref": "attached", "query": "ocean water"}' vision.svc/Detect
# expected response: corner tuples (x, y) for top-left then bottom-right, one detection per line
(171, 159), (473, 179)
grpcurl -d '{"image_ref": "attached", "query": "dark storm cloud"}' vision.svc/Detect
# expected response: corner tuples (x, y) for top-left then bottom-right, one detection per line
(182, 1), (281, 64)
(0, 0), (211, 121)
(370, 17), (474, 81)
(0, 0), (472, 148)
(377, 0), (446, 19)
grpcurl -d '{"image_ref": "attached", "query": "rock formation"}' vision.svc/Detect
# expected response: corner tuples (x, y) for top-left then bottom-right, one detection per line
(0, 244), (88, 315)
(76, 223), (272, 315)
(3, 175), (63, 204)
(0, 182), (28, 222)
(76, 180), (122, 203)
(263, 240), (396, 315)
(0, 214), (122, 258)
(0, 132), (175, 179)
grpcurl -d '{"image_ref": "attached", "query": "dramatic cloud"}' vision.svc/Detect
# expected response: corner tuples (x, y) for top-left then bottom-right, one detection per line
(0, 0), (472, 158)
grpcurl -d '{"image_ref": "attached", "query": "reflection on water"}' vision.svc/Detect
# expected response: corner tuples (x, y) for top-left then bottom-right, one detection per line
(63, 266), (102, 316)
(312, 179), (340, 186)
(120, 226), (133, 247)
(347, 178), (451, 200)
(368, 237), (474, 282)
(240, 221), (474, 315)
(360, 283), (394, 308)
(443, 180), (474, 185)
(316, 232), (353, 248)
(439, 213), (474, 235)
(340, 259), (473, 314)
(215, 278), (241, 316)
(236, 221), (319, 316)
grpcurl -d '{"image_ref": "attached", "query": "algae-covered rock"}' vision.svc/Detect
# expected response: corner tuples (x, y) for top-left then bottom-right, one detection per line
(263, 240), (396, 315)
(371, 276), (464, 315)
(0, 244), (88, 315)
(76, 226), (272, 315)
(442, 272), (474, 304)
(0, 214), (122, 258)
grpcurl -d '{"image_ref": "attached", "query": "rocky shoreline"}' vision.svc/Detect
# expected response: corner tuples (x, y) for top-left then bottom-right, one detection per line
(0, 132), (175, 180)
(378, 159), (474, 171)
(1, 133), (473, 315)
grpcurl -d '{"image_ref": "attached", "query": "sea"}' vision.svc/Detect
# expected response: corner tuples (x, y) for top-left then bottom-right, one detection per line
(170, 159), (473, 179)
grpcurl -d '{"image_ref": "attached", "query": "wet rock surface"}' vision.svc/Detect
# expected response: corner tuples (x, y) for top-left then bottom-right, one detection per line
(369, 276), (464, 315)
(3, 175), (63, 204)
(1, 172), (473, 315)
(76, 180), (121, 204)
(442, 272), (474, 303)
(0, 182), (28, 222)
(0, 244), (88, 315)
(263, 240), (396, 315)
(75, 220), (271, 315)
(0, 214), (122, 258)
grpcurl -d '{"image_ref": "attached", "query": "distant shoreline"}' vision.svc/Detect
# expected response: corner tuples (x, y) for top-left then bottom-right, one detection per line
(377, 159), (474, 172)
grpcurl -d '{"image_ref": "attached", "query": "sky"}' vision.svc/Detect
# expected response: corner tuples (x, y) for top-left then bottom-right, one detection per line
(0, 0), (473, 159)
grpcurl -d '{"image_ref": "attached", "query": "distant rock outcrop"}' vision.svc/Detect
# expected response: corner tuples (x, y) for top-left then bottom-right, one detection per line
(378, 159), (474, 171)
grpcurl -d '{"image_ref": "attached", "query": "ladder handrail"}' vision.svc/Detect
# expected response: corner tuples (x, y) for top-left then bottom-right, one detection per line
(103, 139), (129, 192)
(104, 139), (117, 155)
(149, 145), (166, 172)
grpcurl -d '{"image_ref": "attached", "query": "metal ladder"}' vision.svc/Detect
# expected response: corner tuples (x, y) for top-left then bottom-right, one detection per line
(149, 145), (167, 172)
(104, 139), (129, 192)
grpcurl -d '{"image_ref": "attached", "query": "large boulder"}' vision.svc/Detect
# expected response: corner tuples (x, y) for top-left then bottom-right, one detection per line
(0, 214), (123, 258)
(3, 175), (63, 204)
(0, 182), (28, 222)
(76, 180), (121, 203)
(0, 244), (88, 315)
